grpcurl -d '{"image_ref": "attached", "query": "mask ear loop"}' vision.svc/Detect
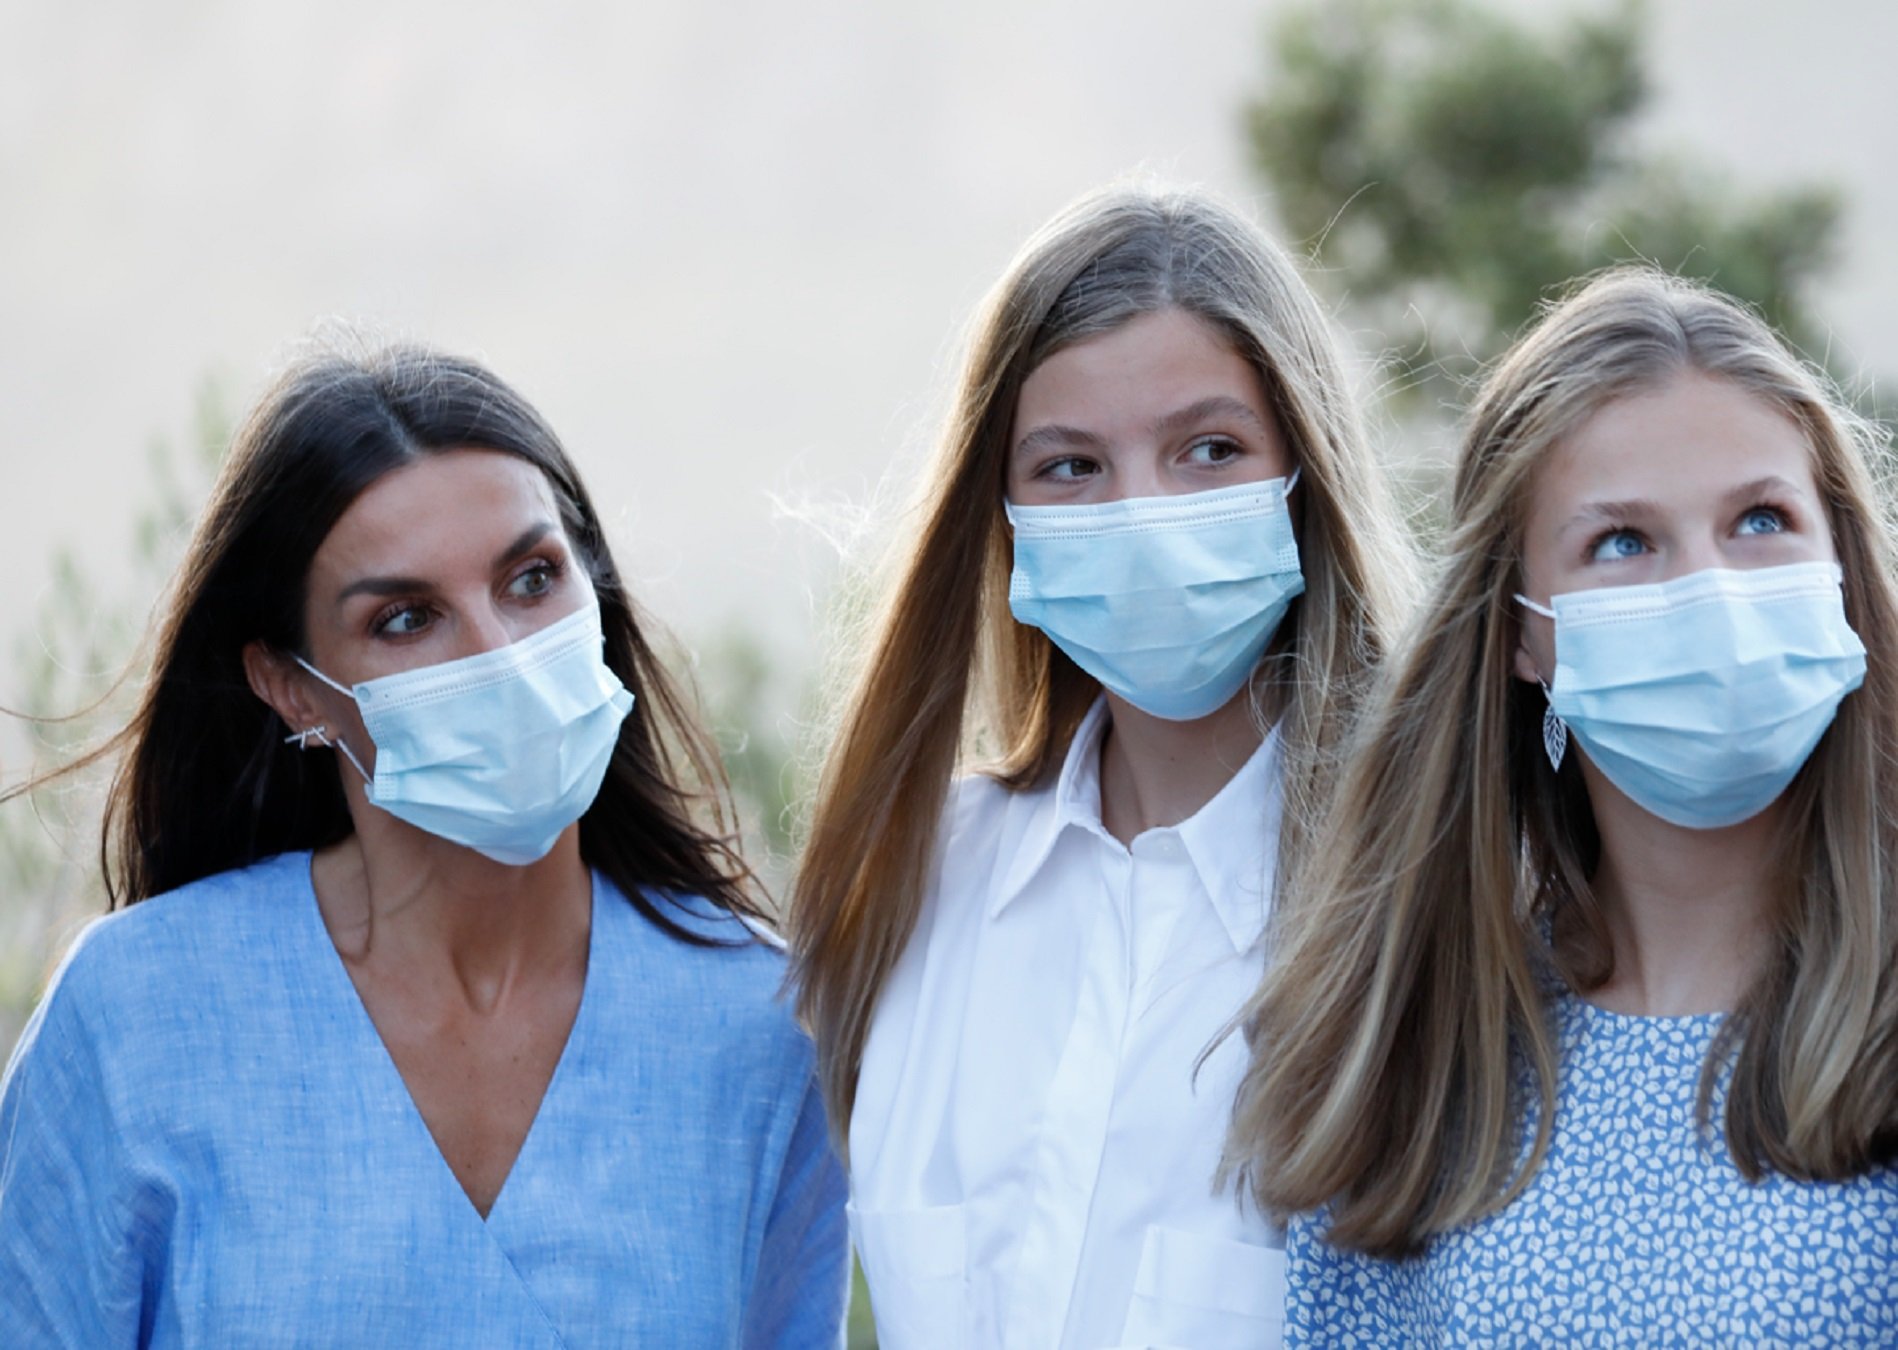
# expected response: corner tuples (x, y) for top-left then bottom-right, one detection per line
(1282, 467), (1302, 498)
(287, 657), (374, 784)
(1513, 593), (1566, 770)
(282, 723), (373, 783)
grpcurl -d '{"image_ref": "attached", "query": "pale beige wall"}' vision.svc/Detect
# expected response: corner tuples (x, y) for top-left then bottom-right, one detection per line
(0, 0), (1891, 696)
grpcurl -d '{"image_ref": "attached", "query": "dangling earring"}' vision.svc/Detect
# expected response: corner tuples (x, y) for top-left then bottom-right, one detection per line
(283, 721), (373, 784)
(1538, 682), (1567, 772)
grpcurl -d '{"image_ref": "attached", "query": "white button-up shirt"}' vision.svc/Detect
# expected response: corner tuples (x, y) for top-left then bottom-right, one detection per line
(848, 699), (1287, 1349)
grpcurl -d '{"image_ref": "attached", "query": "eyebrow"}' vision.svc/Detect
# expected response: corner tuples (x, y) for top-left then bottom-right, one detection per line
(1723, 475), (1807, 507)
(1556, 498), (1662, 539)
(334, 521), (559, 604)
(1012, 422), (1106, 459)
(1011, 395), (1272, 459)
(1153, 395), (1274, 440)
(1556, 476), (1811, 540)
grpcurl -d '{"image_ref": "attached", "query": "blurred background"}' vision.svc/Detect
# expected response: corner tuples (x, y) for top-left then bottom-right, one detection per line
(3, 1), (1893, 1339)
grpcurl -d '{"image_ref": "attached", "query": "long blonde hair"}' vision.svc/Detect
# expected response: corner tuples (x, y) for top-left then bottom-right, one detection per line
(787, 183), (1410, 1138)
(1226, 267), (1898, 1258)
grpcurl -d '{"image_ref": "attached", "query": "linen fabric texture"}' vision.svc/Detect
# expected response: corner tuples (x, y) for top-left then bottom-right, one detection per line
(0, 852), (848, 1347)
(848, 698), (1288, 1349)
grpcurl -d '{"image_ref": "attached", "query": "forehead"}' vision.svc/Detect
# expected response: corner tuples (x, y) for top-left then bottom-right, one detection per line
(312, 449), (562, 575)
(1013, 308), (1265, 428)
(1534, 370), (1816, 509)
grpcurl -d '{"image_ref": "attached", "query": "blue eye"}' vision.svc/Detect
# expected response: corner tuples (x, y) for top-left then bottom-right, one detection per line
(1737, 506), (1787, 536)
(1588, 529), (1647, 562)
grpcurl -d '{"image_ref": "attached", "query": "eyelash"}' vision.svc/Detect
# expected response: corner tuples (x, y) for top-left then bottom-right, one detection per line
(1033, 456), (1098, 482)
(1582, 501), (1795, 562)
(1029, 436), (1246, 481)
(367, 557), (567, 637)
(1186, 436), (1244, 464)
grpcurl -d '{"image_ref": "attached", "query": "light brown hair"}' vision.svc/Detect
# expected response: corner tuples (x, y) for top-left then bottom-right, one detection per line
(1225, 267), (1898, 1257)
(787, 183), (1410, 1139)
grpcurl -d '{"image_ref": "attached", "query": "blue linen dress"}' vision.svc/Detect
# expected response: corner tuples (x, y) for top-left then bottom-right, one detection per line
(0, 852), (847, 1347)
(1286, 996), (1898, 1347)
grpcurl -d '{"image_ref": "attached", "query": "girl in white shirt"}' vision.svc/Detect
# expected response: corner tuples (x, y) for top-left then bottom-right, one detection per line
(788, 183), (1408, 1349)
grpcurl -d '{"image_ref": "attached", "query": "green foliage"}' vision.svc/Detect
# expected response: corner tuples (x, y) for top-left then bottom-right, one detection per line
(0, 383), (818, 1054)
(847, 1258), (877, 1348)
(1247, 0), (1845, 399)
(0, 384), (229, 1050)
(697, 623), (811, 896)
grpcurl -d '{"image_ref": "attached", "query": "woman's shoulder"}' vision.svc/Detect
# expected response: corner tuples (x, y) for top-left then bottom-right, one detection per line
(593, 878), (808, 1043)
(39, 853), (311, 1002)
(7, 854), (314, 1095)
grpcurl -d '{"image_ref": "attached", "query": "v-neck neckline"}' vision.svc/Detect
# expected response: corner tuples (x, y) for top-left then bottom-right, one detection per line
(295, 851), (601, 1227)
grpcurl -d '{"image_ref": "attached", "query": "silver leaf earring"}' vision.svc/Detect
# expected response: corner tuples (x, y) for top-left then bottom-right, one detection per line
(285, 724), (331, 751)
(1538, 682), (1567, 772)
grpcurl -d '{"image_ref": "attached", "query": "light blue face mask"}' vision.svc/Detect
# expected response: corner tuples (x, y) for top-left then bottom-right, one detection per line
(292, 600), (635, 865)
(1005, 475), (1304, 721)
(1517, 561), (1866, 830)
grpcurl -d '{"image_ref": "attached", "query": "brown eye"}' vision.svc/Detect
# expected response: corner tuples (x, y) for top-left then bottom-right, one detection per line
(507, 560), (563, 599)
(1039, 457), (1099, 481)
(374, 605), (432, 637)
(1185, 437), (1242, 465)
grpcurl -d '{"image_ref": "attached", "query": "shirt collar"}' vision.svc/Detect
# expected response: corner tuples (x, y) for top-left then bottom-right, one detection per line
(986, 697), (1283, 955)
(988, 699), (1115, 921)
(1176, 725), (1281, 953)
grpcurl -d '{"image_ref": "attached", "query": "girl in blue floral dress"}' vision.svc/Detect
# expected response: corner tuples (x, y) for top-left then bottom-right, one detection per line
(1226, 269), (1898, 1346)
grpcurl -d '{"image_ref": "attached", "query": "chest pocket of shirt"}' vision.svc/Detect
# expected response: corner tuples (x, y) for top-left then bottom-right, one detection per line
(1117, 1225), (1287, 1348)
(848, 1201), (968, 1350)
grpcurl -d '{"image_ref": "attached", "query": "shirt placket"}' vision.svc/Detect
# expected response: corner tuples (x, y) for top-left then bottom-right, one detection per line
(1006, 842), (1135, 1350)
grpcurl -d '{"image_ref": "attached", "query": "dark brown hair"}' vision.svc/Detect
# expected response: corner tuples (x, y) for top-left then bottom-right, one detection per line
(15, 340), (763, 942)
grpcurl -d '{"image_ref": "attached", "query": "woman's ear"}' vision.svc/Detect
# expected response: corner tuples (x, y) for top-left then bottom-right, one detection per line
(242, 641), (324, 735)
(1512, 627), (1547, 686)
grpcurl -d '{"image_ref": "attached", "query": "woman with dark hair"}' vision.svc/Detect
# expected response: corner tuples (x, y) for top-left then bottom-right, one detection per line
(0, 342), (848, 1345)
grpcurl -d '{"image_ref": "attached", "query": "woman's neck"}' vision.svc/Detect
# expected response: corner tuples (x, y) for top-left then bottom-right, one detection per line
(1581, 758), (1780, 1017)
(312, 824), (592, 1012)
(1098, 685), (1268, 846)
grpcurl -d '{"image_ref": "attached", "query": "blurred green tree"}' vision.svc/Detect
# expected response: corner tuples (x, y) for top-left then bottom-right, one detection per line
(1247, 0), (1847, 406)
(696, 622), (815, 905)
(0, 385), (228, 1049)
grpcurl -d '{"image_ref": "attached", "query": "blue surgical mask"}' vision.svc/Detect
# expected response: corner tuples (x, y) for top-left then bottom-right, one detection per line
(1005, 475), (1304, 721)
(1517, 561), (1866, 829)
(294, 601), (635, 865)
